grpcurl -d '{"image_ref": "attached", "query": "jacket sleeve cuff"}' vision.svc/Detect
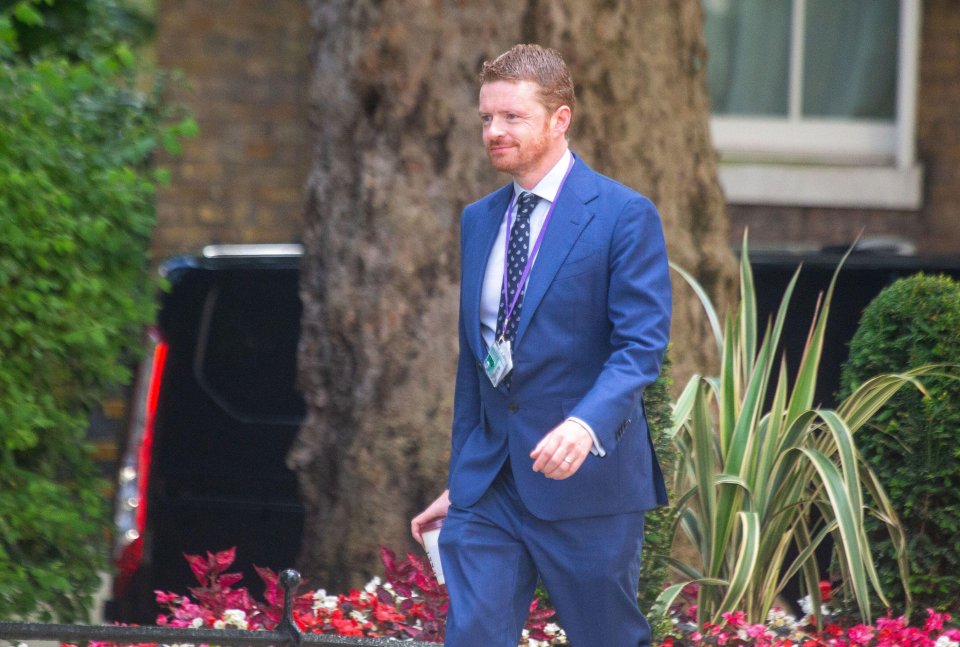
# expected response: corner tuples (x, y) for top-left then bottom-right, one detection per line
(566, 416), (606, 457)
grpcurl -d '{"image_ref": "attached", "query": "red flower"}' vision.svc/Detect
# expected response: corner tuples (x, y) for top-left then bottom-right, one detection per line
(819, 580), (832, 602)
(330, 617), (362, 636)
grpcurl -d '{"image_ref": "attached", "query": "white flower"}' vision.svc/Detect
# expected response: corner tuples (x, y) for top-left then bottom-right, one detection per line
(935, 637), (960, 647)
(221, 609), (248, 629)
(190, 617), (204, 628)
(798, 594), (831, 620)
(766, 606), (799, 629)
(312, 588), (338, 611)
(365, 576), (382, 593)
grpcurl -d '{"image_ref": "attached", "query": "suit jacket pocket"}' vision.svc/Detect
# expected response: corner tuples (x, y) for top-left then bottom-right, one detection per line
(544, 249), (603, 329)
(553, 249), (600, 281)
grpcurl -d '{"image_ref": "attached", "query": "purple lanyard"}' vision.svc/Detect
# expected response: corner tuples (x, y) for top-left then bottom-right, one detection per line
(499, 156), (575, 339)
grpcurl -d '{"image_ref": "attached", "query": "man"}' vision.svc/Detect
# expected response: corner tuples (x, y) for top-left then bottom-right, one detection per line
(411, 43), (671, 647)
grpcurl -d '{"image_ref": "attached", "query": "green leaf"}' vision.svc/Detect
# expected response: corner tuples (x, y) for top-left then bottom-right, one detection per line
(670, 260), (723, 358)
(715, 511), (760, 617)
(803, 446), (872, 621)
(115, 43), (134, 68)
(12, 3), (44, 27)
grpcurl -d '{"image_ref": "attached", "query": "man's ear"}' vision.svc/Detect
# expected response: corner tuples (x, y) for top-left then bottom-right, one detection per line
(551, 105), (572, 137)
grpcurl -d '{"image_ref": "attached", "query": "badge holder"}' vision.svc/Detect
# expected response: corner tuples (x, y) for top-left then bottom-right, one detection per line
(484, 338), (513, 387)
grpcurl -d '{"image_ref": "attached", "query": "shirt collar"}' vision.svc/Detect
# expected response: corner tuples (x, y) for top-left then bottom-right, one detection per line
(512, 148), (573, 204)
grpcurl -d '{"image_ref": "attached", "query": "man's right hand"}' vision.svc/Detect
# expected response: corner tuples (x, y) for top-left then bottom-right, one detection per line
(411, 489), (451, 547)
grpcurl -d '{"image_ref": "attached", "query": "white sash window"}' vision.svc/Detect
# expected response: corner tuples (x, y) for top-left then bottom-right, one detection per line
(704, 0), (923, 209)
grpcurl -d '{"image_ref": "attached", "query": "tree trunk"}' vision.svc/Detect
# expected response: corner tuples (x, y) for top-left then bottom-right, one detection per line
(291, 0), (735, 589)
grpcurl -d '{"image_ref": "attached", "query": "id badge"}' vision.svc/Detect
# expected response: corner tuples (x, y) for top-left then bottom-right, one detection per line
(483, 338), (513, 387)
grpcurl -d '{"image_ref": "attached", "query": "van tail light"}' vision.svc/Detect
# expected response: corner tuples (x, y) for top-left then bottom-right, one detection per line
(112, 332), (168, 597)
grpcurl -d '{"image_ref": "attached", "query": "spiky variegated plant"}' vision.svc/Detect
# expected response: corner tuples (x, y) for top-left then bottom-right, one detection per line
(658, 236), (929, 627)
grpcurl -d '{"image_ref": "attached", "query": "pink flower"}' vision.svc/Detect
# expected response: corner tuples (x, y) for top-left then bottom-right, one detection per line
(153, 591), (180, 604)
(723, 610), (747, 627)
(746, 623), (769, 638)
(848, 624), (875, 645)
(876, 613), (906, 633)
(926, 608), (950, 633)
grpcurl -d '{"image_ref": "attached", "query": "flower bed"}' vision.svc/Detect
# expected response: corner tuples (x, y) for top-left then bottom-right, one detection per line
(664, 599), (960, 646)
(82, 548), (959, 647)
(149, 547), (562, 645)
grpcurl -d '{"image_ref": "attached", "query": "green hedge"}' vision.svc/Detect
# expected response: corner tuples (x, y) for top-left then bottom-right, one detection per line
(0, 1), (194, 621)
(638, 351), (677, 639)
(838, 273), (960, 615)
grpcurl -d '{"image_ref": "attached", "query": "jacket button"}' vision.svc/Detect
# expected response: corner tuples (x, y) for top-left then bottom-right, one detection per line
(508, 402), (519, 413)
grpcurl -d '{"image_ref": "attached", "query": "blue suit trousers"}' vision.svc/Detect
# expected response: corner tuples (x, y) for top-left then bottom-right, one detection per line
(439, 465), (651, 647)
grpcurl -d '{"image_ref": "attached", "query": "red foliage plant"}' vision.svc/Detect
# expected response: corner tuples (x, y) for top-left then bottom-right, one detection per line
(140, 546), (558, 643)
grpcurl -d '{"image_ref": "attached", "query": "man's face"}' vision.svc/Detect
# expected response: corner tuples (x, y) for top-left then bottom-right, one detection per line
(478, 80), (563, 181)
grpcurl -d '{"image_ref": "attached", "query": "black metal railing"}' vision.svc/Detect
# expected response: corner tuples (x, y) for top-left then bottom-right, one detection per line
(0, 570), (436, 647)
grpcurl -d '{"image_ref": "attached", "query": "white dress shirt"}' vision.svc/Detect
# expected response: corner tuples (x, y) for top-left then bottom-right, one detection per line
(477, 148), (605, 456)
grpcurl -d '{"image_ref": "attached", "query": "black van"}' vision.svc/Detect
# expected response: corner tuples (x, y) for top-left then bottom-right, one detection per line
(105, 244), (307, 623)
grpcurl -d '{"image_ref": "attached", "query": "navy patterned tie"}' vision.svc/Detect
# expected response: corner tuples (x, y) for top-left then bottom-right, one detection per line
(496, 191), (540, 345)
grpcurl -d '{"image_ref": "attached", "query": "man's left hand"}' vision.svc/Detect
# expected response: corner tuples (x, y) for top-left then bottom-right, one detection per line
(530, 420), (593, 480)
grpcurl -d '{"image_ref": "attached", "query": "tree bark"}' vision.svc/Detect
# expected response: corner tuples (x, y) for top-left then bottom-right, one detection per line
(292, 0), (735, 589)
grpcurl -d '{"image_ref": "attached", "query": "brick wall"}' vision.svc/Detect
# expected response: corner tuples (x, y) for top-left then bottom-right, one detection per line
(729, 0), (960, 255)
(151, 0), (312, 259)
(917, 0), (960, 254)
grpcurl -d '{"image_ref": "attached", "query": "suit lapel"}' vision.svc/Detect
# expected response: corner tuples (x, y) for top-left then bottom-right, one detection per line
(514, 161), (598, 346)
(462, 185), (512, 362)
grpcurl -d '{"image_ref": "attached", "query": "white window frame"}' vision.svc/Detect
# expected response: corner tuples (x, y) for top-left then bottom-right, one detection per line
(713, 0), (923, 209)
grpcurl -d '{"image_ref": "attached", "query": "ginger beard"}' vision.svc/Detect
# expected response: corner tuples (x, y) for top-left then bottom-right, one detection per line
(484, 120), (552, 179)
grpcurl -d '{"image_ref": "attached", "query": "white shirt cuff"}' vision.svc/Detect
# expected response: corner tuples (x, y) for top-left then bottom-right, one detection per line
(566, 416), (606, 457)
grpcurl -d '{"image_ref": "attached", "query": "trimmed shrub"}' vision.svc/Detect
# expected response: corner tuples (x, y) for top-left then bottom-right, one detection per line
(838, 273), (960, 614)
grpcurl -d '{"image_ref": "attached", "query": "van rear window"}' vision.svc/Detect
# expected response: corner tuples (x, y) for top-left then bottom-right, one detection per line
(193, 270), (305, 424)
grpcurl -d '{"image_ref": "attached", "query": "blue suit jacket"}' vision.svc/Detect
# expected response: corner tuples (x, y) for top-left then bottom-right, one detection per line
(447, 155), (671, 521)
